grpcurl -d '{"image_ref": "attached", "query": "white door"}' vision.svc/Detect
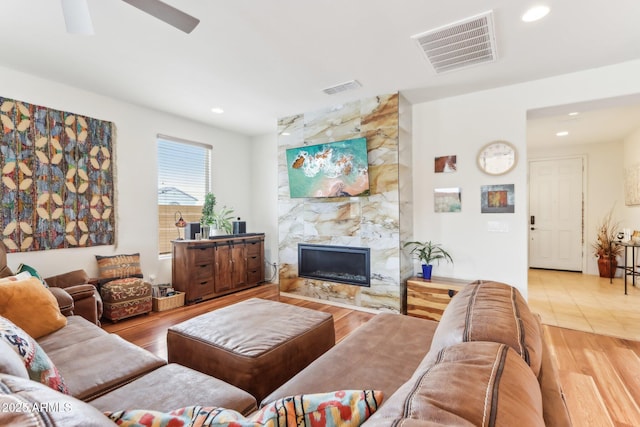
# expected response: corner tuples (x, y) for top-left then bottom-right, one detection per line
(529, 157), (583, 271)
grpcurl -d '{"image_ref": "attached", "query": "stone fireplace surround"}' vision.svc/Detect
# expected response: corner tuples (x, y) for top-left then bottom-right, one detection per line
(277, 93), (413, 313)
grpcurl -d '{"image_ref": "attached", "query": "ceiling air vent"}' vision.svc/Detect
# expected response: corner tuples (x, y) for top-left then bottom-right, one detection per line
(411, 11), (497, 74)
(322, 80), (362, 95)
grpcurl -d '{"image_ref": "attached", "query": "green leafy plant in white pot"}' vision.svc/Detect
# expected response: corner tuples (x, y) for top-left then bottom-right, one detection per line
(201, 193), (235, 237)
(200, 193), (216, 238)
(211, 205), (235, 235)
(404, 240), (453, 280)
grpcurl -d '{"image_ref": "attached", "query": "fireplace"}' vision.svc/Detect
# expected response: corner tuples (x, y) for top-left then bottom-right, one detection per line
(298, 244), (370, 287)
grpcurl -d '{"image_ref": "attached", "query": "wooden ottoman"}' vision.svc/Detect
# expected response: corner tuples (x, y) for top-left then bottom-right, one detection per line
(167, 298), (335, 401)
(100, 278), (152, 322)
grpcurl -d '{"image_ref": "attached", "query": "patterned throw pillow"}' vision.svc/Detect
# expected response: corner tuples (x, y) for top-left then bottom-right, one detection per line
(16, 263), (48, 287)
(0, 316), (70, 395)
(106, 390), (383, 427)
(96, 253), (143, 284)
(0, 271), (32, 284)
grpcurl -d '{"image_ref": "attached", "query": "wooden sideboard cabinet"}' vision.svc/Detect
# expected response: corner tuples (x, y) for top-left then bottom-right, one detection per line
(406, 276), (466, 321)
(172, 233), (265, 305)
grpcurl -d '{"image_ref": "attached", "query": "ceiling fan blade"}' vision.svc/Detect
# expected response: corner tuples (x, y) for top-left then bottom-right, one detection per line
(121, 0), (200, 33)
(61, 0), (94, 35)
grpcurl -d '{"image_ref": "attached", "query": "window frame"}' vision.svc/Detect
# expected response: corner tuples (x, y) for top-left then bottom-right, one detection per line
(157, 134), (212, 255)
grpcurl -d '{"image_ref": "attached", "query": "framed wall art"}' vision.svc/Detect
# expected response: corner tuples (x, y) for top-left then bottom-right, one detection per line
(434, 155), (457, 173)
(434, 187), (461, 213)
(480, 184), (514, 213)
(624, 164), (640, 205)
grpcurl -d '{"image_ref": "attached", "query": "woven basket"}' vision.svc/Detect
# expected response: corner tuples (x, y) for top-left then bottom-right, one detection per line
(152, 292), (185, 312)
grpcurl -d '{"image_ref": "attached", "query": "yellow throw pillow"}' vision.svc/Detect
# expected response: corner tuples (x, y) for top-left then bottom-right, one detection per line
(0, 277), (67, 339)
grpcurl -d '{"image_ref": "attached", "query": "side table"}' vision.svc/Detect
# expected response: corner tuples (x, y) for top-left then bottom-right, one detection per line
(618, 241), (640, 295)
(406, 276), (466, 321)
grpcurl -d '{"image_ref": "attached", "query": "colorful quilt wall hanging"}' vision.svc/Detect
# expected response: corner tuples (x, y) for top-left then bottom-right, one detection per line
(0, 96), (115, 252)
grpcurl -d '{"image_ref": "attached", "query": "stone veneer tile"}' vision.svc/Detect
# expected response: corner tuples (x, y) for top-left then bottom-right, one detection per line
(303, 200), (361, 237)
(303, 103), (361, 142)
(364, 127), (399, 153)
(368, 164), (399, 194)
(361, 94), (399, 132)
(278, 93), (408, 313)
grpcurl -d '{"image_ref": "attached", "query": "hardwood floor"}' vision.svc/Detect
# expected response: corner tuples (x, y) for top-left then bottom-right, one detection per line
(102, 284), (374, 359)
(104, 281), (640, 426)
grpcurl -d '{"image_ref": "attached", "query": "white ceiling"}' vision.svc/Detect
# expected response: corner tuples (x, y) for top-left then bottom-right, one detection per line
(1, 1), (640, 137)
(528, 94), (640, 148)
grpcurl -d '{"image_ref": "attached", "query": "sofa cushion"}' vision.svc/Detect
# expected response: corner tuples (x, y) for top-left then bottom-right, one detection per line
(262, 313), (438, 407)
(0, 276), (67, 338)
(0, 373), (114, 427)
(428, 280), (543, 376)
(90, 363), (258, 416)
(0, 316), (69, 395)
(37, 315), (108, 353)
(47, 333), (165, 401)
(365, 341), (545, 426)
(96, 253), (143, 284)
(106, 390), (383, 427)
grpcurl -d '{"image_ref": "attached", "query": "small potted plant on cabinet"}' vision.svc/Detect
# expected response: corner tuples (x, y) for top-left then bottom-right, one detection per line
(404, 240), (453, 280)
(211, 205), (235, 235)
(200, 193), (216, 238)
(592, 208), (623, 278)
(201, 193), (235, 237)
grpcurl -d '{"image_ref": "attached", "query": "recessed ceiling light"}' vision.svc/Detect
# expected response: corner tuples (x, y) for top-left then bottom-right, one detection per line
(211, 107), (224, 114)
(281, 132), (290, 136)
(556, 131), (569, 137)
(568, 112), (579, 116)
(522, 6), (550, 22)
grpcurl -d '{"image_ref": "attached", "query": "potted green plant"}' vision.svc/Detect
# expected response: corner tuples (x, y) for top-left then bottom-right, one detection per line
(201, 193), (235, 236)
(211, 205), (235, 235)
(404, 240), (453, 280)
(200, 193), (217, 238)
(592, 208), (623, 278)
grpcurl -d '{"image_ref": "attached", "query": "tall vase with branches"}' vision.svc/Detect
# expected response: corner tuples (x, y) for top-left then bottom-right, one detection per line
(592, 208), (623, 278)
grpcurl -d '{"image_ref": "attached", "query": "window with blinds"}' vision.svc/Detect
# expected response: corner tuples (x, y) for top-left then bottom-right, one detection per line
(157, 136), (211, 254)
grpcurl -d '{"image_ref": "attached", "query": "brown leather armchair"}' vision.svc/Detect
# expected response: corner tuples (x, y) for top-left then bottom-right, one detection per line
(44, 270), (103, 325)
(0, 243), (103, 325)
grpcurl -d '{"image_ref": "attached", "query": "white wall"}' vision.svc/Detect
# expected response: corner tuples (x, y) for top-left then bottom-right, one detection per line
(249, 133), (279, 282)
(0, 66), (253, 283)
(528, 141), (625, 276)
(410, 59), (640, 298)
(624, 126), (640, 229)
(413, 92), (528, 291)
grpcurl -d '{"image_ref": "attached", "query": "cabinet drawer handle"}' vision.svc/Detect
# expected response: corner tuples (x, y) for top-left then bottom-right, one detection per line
(199, 281), (208, 285)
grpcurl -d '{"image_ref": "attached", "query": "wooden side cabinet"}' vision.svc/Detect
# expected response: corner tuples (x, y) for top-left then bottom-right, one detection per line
(172, 234), (265, 305)
(406, 277), (465, 321)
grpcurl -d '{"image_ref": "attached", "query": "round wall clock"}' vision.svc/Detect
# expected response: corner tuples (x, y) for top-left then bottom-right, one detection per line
(477, 140), (517, 175)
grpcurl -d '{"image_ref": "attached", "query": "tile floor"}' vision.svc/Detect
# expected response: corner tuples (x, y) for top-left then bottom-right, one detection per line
(528, 268), (640, 341)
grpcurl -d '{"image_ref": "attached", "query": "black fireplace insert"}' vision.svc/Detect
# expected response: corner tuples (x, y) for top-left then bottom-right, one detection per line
(298, 243), (370, 287)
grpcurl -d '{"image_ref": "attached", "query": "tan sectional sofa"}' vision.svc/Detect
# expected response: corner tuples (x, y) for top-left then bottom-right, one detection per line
(263, 280), (572, 426)
(0, 315), (257, 426)
(0, 280), (571, 426)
